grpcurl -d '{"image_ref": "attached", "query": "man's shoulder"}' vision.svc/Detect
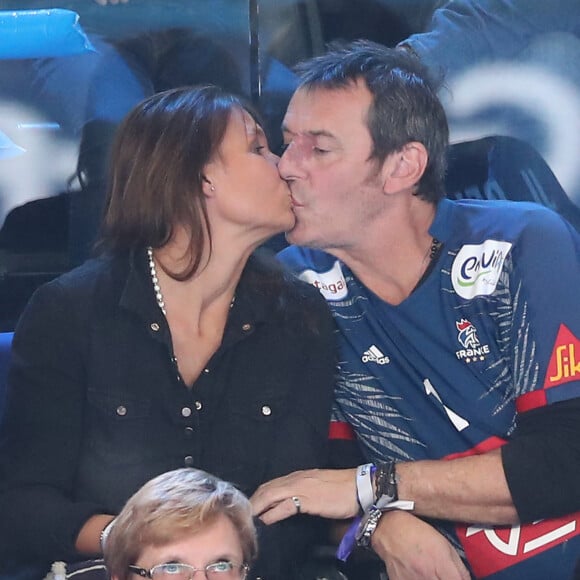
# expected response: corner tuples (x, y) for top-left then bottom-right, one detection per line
(441, 198), (573, 242)
(448, 197), (556, 221)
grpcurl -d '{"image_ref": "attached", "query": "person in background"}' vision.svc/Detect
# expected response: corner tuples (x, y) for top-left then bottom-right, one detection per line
(251, 40), (580, 579)
(398, 0), (580, 202)
(104, 468), (256, 580)
(398, 0), (579, 85)
(0, 85), (335, 579)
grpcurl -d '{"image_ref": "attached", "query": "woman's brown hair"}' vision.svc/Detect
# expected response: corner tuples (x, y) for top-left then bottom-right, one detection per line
(100, 85), (252, 280)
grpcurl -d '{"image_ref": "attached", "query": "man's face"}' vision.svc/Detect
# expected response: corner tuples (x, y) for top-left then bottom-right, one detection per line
(279, 81), (385, 251)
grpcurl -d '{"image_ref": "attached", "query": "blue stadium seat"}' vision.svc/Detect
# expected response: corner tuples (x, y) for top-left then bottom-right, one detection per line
(445, 135), (580, 231)
(0, 332), (13, 424)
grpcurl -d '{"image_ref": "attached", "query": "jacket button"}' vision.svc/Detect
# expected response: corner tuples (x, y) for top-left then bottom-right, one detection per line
(195, 401), (202, 411)
(242, 323), (252, 331)
(181, 407), (192, 418)
(261, 405), (272, 416)
(184, 426), (194, 437)
(116, 406), (127, 416)
(184, 455), (194, 467)
(150, 322), (160, 331)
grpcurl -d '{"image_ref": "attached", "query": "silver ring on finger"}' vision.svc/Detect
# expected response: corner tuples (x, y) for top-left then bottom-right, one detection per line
(291, 496), (301, 514)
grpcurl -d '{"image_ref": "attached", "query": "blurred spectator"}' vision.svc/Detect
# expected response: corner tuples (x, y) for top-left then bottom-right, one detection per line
(399, 0), (580, 202)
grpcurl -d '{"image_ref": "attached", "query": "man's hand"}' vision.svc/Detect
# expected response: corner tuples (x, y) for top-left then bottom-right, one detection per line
(251, 468), (359, 524)
(372, 510), (471, 580)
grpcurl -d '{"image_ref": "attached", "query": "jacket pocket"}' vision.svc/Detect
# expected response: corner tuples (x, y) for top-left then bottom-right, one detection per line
(213, 394), (288, 495)
(85, 390), (153, 466)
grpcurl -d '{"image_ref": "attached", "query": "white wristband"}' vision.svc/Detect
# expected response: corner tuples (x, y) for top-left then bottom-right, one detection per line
(376, 497), (415, 511)
(356, 463), (375, 512)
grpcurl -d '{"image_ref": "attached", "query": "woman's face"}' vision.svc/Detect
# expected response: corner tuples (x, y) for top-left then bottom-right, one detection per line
(124, 514), (247, 580)
(204, 108), (295, 241)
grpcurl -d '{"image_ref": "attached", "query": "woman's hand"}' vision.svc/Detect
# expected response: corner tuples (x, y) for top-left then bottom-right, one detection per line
(251, 468), (359, 523)
(372, 510), (472, 580)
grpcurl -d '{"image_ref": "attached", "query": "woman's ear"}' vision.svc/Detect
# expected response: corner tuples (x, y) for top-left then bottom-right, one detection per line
(201, 174), (217, 197)
(381, 142), (428, 195)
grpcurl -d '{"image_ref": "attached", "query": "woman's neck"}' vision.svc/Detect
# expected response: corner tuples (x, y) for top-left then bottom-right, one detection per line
(151, 227), (256, 319)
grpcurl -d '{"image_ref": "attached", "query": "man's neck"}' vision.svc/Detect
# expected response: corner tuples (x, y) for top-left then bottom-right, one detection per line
(330, 199), (437, 305)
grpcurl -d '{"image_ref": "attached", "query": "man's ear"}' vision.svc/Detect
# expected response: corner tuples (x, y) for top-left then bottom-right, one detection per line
(381, 142), (428, 194)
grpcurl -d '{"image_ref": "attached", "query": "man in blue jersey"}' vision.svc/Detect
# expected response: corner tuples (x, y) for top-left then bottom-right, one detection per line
(251, 40), (580, 579)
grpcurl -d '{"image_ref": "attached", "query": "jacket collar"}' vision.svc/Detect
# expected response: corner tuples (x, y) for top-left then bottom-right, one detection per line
(118, 249), (274, 344)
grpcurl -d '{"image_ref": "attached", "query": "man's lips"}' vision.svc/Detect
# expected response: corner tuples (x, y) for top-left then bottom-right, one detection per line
(290, 195), (304, 208)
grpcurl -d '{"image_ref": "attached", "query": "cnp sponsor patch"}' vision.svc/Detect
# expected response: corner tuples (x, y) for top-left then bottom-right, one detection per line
(452, 240), (512, 300)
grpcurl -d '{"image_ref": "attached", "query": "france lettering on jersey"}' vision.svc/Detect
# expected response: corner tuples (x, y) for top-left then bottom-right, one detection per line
(279, 198), (580, 579)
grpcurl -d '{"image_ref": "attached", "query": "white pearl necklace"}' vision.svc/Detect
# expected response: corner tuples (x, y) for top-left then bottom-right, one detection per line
(146, 247), (236, 317)
(147, 247), (166, 315)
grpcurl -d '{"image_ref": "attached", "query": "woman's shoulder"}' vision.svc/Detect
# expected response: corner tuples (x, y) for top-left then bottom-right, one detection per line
(41, 252), (127, 298)
(19, 253), (130, 329)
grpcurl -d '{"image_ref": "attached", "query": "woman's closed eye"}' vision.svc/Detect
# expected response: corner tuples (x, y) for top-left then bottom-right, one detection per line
(250, 138), (268, 155)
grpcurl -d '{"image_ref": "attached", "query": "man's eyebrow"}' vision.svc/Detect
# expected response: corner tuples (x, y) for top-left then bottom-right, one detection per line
(281, 126), (339, 141)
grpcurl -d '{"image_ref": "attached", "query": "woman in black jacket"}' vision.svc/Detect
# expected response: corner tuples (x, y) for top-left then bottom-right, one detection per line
(0, 86), (335, 579)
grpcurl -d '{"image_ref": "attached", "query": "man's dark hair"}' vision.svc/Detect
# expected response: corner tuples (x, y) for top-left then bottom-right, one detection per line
(295, 39), (449, 202)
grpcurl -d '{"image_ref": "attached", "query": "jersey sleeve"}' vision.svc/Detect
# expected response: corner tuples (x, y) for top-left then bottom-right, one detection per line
(509, 207), (580, 412)
(501, 208), (580, 521)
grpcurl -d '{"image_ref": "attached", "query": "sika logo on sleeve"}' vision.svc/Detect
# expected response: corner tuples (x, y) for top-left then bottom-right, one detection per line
(545, 324), (580, 387)
(298, 260), (348, 300)
(517, 323), (580, 413)
(451, 240), (512, 299)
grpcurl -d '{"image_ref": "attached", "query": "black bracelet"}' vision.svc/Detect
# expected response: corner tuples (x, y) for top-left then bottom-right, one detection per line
(374, 459), (398, 504)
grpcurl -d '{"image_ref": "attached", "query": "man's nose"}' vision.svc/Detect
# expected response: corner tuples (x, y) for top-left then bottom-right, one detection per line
(278, 143), (301, 180)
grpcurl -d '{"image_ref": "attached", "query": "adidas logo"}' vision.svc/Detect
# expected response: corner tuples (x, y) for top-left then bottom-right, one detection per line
(361, 345), (390, 365)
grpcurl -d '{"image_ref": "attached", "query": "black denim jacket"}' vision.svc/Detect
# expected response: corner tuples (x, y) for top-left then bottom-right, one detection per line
(0, 250), (336, 579)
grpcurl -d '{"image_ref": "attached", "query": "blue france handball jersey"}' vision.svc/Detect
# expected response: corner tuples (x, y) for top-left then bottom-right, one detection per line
(279, 198), (580, 579)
